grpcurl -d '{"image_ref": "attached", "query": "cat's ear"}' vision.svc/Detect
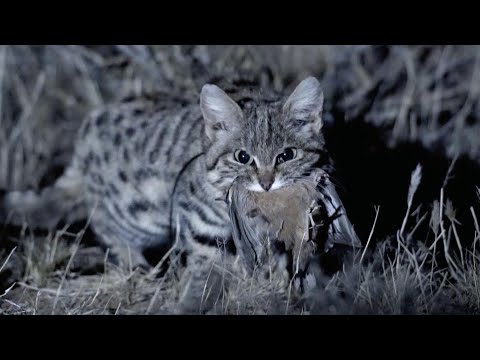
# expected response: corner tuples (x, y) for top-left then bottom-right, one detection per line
(200, 84), (244, 142)
(283, 77), (324, 134)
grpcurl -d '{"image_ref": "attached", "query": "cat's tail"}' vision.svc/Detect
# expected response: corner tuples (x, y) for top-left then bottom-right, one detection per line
(0, 162), (87, 229)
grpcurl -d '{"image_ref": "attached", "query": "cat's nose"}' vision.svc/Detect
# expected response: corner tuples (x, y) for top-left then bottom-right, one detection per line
(258, 173), (274, 191)
(260, 179), (273, 191)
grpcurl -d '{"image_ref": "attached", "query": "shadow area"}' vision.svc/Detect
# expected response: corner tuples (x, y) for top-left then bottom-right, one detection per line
(322, 114), (480, 265)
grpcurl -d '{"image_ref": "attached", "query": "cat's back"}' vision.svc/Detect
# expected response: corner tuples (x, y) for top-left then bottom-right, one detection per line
(58, 91), (208, 250)
(76, 92), (204, 176)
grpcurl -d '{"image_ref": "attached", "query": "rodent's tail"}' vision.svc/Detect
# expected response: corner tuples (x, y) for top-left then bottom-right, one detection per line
(0, 162), (86, 229)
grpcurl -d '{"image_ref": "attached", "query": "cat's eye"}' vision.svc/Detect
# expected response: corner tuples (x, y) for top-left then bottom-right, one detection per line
(234, 150), (254, 165)
(276, 148), (297, 165)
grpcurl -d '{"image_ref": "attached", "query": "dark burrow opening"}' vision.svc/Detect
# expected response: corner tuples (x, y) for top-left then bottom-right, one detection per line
(319, 112), (480, 274)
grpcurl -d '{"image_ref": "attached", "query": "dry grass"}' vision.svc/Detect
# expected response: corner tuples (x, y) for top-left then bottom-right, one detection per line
(322, 45), (480, 162)
(2, 175), (480, 315)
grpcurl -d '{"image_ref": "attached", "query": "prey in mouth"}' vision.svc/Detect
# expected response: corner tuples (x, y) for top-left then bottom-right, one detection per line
(226, 170), (362, 289)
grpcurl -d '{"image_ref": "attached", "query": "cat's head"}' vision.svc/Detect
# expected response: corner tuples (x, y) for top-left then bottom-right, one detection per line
(200, 77), (328, 195)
